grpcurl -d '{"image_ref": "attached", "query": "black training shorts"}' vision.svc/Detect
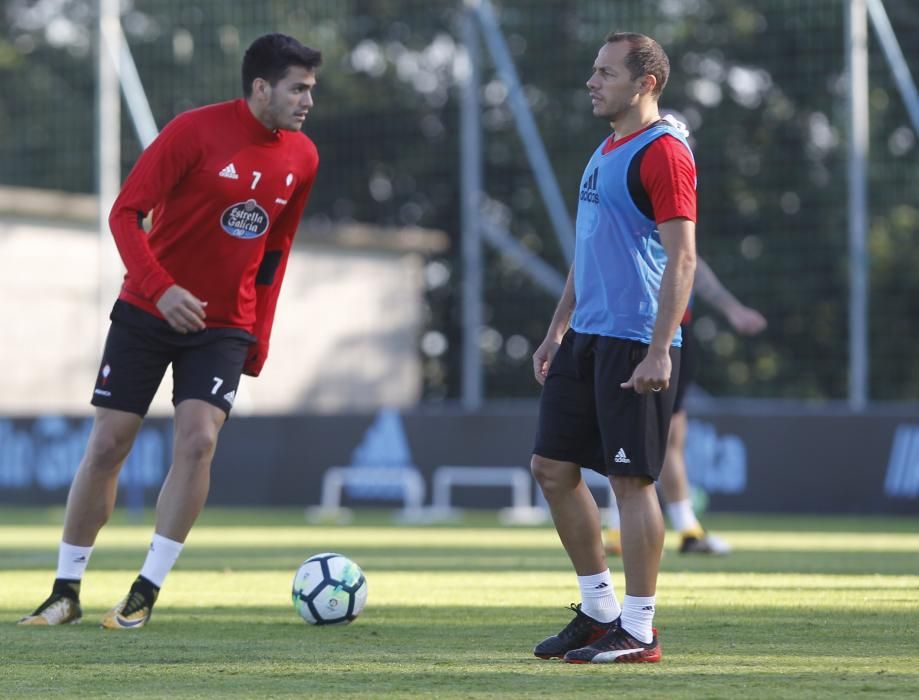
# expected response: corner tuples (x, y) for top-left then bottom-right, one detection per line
(672, 321), (695, 414)
(90, 301), (255, 417)
(533, 328), (680, 480)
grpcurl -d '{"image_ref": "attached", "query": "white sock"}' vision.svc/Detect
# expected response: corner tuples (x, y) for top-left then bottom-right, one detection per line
(577, 570), (621, 623)
(56, 542), (93, 580)
(139, 534), (184, 588)
(666, 498), (701, 534)
(620, 594), (655, 643)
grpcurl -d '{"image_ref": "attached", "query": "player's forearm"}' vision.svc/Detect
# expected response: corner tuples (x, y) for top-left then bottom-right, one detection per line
(545, 265), (576, 342)
(245, 179), (314, 376)
(650, 246), (695, 355)
(108, 205), (174, 302)
(107, 116), (199, 303)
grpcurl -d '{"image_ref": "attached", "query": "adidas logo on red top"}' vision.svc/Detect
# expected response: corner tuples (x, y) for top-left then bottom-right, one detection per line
(219, 163), (239, 179)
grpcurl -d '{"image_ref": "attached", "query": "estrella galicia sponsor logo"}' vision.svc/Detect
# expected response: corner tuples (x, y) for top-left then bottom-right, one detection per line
(220, 199), (270, 239)
(884, 424), (919, 498)
(579, 167), (599, 203)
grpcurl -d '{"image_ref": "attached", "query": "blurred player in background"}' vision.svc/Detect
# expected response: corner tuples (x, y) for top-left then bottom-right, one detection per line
(605, 256), (767, 556)
(531, 32), (695, 664)
(19, 33), (321, 630)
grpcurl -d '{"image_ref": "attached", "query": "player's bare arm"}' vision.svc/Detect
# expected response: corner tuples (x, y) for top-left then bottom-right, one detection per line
(533, 265), (576, 385)
(622, 217), (696, 394)
(693, 257), (767, 335)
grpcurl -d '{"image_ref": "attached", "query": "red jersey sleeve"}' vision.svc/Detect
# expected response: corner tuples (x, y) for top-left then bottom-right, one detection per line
(108, 113), (203, 303)
(639, 135), (697, 224)
(242, 161), (318, 377)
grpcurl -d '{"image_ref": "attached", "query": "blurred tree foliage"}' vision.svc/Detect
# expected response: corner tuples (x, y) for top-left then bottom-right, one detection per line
(1, 0), (917, 402)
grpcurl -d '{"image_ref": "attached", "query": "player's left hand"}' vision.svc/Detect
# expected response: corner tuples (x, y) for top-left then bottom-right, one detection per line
(621, 349), (671, 395)
(242, 343), (265, 377)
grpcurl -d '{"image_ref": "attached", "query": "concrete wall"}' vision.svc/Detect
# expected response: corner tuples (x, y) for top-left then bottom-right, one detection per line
(0, 217), (425, 414)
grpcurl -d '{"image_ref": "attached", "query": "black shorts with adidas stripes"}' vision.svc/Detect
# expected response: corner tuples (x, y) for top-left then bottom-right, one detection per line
(672, 320), (695, 414)
(533, 329), (680, 480)
(91, 300), (254, 418)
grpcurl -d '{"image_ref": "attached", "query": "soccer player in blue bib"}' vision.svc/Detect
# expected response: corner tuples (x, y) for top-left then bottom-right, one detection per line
(531, 32), (697, 664)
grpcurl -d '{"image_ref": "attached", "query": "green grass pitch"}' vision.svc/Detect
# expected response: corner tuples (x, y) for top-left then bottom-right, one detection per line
(1, 508), (917, 698)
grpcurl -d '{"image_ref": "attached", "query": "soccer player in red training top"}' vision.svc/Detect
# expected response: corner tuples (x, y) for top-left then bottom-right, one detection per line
(18, 33), (321, 629)
(530, 32), (696, 663)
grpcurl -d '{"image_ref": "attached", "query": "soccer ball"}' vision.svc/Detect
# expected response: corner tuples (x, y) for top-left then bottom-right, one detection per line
(291, 552), (368, 625)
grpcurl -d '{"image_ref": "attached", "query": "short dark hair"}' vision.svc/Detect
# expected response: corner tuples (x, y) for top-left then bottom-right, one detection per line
(241, 33), (322, 97)
(604, 32), (670, 97)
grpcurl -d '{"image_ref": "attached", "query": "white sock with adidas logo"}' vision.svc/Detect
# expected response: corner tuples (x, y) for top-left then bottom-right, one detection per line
(139, 533), (184, 588)
(620, 594), (655, 644)
(57, 541), (93, 580)
(577, 569), (621, 623)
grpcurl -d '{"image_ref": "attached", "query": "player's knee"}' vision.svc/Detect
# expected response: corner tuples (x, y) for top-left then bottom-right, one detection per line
(174, 427), (219, 466)
(530, 454), (551, 484)
(610, 474), (654, 500)
(83, 431), (134, 473)
(531, 455), (574, 494)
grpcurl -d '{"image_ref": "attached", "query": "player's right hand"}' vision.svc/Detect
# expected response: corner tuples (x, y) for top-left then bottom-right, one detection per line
(621, 348), (671, 394)
(532, 338), (560, 386)
(156, 285), (208, 334)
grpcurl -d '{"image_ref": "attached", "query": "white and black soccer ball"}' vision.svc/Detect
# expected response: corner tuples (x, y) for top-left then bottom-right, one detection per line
(292, 552), (368, 625)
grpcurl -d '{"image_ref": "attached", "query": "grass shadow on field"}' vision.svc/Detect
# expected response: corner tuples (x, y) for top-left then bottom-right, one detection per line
(2, 508), (919, 698)
(1, 604), (918, 699)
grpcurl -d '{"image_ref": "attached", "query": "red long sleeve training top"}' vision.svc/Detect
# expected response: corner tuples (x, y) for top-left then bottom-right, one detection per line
(108, 98), (318, 376)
